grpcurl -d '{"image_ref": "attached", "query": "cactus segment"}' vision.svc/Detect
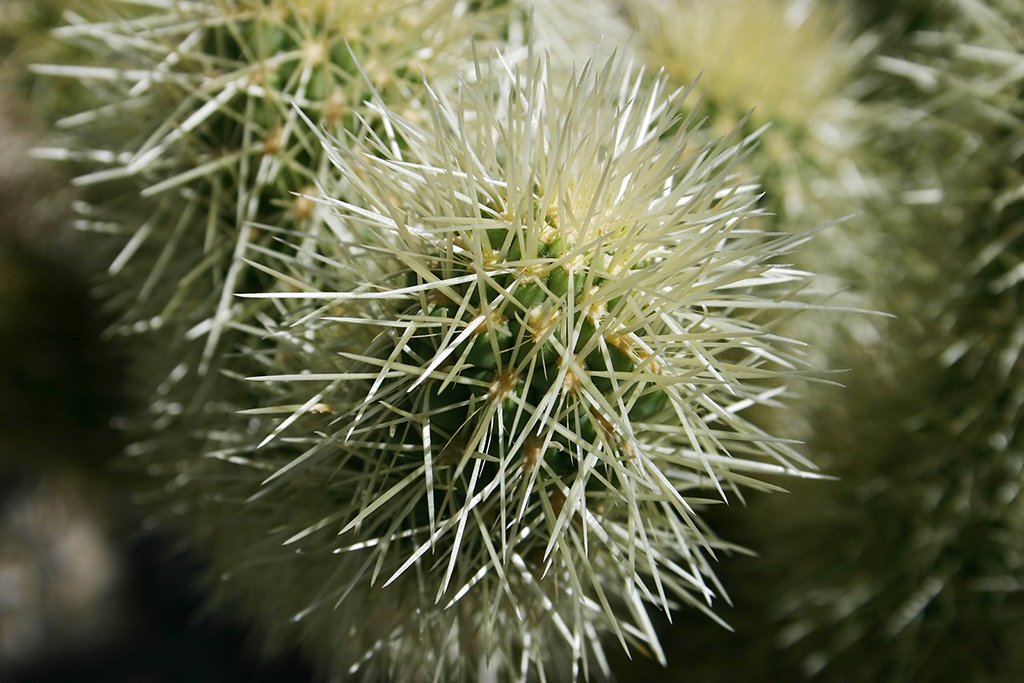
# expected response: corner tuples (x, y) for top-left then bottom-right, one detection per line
(756, 4), (1024, 681)
(220, 51), (825, 680)
(624, 0), (862, 228)
(35, 0), (492, 375)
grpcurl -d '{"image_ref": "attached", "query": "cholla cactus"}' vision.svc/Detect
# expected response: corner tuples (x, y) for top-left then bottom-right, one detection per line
(157, 49), (831, 682)
(623, 1), (881, 373)
(740, 2), (1024, 681)
(33, 0), (494, 375)
(31, 2), (837, 681)
(626, 0), (854, 131)
(523, 0), (634, 70)
(623, 0), (866, 224)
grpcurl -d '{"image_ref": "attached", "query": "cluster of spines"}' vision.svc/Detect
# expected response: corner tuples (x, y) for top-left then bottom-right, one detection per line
(189, 51), (827, 681)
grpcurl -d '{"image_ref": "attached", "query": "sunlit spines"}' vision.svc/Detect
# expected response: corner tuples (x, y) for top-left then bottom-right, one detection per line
(212, 49), (829, 681)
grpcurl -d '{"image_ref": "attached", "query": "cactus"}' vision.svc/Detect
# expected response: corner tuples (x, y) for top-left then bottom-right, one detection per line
(732, 2), (1024, 681)
(33, 0), (497, 377)
(623, 0), (865, 225)
(17, 0), (1024, 681)
(150, 49), (834, 682)
(623, 0), (881, 370)
(526, 0), (633, 70)
(30, 2), (842, 681)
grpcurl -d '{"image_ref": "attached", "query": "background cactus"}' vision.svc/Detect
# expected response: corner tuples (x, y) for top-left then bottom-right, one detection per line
(763, 2), (1024, 680)
(623, 0), (867, 225)
(35, 0), (495, 359)
(0, 0), (67, 69)
(622, 0), (885, 370)
(29, 0), (508, 561)
(646, 2), (1024, 682)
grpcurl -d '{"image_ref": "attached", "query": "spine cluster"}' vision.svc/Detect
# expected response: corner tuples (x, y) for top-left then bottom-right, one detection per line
(225, 54), (820, 680)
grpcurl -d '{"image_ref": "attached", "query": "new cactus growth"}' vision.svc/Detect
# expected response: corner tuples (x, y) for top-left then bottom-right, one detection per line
(624, 0), (864, 225)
